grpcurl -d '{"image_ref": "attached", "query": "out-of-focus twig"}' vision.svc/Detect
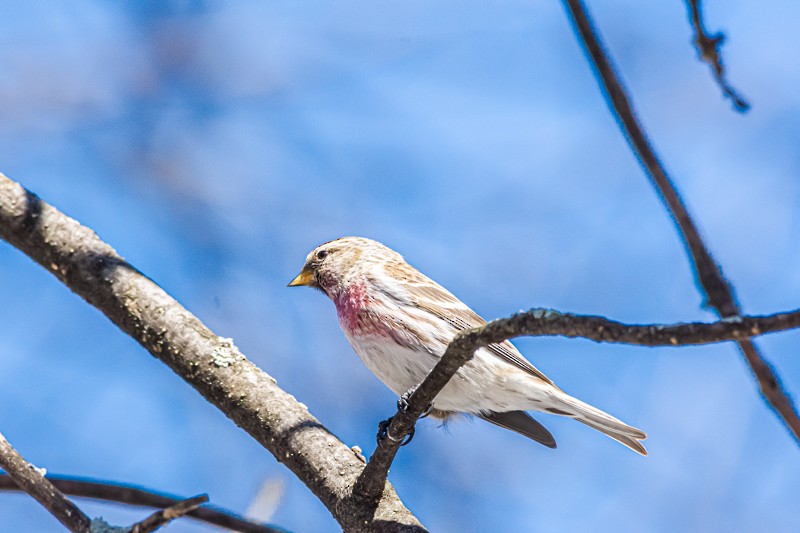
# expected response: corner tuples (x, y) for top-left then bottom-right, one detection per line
(0, 432), (91, 532)
(686, 0), (750, 112)
(561, 0), (800, 443)
(245, 478), (285, 524)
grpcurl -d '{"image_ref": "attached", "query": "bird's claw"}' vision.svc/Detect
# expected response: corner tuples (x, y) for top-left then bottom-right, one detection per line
(376, 416), (415, 447)
(397, 386), (434, 418)
(375, 385), (432, 447)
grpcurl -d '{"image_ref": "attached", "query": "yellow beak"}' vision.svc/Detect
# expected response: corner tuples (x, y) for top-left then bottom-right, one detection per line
(288, 266), (315, 287)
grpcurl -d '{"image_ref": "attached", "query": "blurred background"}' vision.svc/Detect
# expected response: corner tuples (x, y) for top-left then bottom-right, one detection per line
(1, 1), (799, 531)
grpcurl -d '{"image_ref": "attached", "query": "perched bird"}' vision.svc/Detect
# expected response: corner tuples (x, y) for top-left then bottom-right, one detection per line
(289, 237), (647, 455)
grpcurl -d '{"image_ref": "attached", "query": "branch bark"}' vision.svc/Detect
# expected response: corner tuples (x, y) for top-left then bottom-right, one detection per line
(561, 0), (800, 443)
(0, 474), (284, 533)
(0, 173), (425, 533)
(4, 172), (800, 525)
(0, 431), (92, 532)
(130, 494), (208, 533)
(441, 309), (800, 348)
(354, 307), (800, 498)
(685, 0), (749, 112)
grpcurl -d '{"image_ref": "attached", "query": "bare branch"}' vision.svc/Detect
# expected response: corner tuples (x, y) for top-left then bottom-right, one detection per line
(561, 0), (800, 442)
(0, 173), (425, 532)
(0, 474), (285, 533)
(0, 432), (92, 532)
(130, 494), (208, 533)
(355, 307), (800, 498)
(685, 0), (750, 112)
(448, 308), (800, 348)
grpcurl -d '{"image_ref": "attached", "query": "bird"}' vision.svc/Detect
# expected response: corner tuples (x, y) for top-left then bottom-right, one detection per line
(288, 237), (647, 455)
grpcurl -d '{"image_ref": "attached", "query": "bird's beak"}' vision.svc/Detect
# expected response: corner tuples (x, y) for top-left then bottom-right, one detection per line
(288, 266), (315, 287)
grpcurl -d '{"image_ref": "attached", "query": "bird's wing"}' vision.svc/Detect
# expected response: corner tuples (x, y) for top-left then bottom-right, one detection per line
(385, 262), (555, 386)
(479, 410), (556, 448)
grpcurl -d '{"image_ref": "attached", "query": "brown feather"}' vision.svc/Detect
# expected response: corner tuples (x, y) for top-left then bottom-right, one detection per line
(389, 261), (555, 385)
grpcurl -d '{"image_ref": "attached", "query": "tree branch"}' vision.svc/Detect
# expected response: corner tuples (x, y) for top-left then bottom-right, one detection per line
(561, 0), (800, 443)
(355, 306), (800, 498)
(0, 432), (92, 532)
(448, 308), (800, 348)
(685, 0), (749, 112)
(130, 494), (208, 533)
(0, 474), (285, 533)
(4, 172), (800, 521)
(0, 173), (425, 532)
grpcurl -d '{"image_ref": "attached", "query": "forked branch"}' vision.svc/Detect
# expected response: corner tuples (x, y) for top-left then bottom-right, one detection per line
(561, 0), (800, 442)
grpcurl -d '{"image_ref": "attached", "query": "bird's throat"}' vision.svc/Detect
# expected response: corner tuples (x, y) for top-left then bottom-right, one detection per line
(334, 280), (370, 331)
(333, 278), (419, 350)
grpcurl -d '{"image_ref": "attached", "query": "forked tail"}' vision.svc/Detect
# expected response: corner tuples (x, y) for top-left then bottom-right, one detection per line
(555, 394), (647, 455)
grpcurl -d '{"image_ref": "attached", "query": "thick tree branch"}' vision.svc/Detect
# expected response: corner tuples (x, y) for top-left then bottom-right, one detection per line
(355, 307), (800, 498)
(685, 0), (749, 112)
(0, 432), (92, 532)
(0, 474), (284, 533)
(562, 0), (800, 442)
(4, 173), (799, 519)
(0, 173), (425, 532)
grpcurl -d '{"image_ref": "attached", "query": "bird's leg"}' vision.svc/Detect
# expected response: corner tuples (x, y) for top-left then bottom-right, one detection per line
(375, 384), (435, 447)
(397, 385), (434, 418)
(376, 416), (414, 447)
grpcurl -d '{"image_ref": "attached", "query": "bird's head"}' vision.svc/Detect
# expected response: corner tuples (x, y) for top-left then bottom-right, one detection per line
(288, 237), (401, 298)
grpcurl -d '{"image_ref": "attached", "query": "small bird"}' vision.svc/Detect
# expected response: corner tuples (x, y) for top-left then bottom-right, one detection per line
(289, 237), (647, 455)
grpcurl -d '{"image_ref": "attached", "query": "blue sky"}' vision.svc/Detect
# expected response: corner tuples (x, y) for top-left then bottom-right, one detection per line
(1, 1), (799, 531)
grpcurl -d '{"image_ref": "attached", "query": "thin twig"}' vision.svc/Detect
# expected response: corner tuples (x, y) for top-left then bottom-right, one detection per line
(0, 173), (425, 532)
(685, 0), (749, 112)
(445, 308), (800, 348)
(0, 432), (92, 532)
(562, 0), (800, 443)
(0, 474), (285, 533)
(130, 494), (208, 533)
(355, 307), (800, 499)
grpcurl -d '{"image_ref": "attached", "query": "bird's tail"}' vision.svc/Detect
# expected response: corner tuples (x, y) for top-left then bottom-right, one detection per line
(552, 393), (647, 456)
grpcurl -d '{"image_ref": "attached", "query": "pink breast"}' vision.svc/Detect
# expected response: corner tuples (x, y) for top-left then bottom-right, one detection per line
(335, 281), (370, 330)
(334, 281), (422, 352)
(334, 281), (393, 339)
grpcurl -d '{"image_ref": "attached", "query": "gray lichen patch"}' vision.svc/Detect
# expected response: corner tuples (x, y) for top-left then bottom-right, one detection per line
(89, 518), (129, 533)
(211, 337), (240, 367)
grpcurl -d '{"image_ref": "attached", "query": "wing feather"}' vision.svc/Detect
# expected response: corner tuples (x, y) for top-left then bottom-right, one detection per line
(479, 411), (556, 448)
(383, 262), (555, 386)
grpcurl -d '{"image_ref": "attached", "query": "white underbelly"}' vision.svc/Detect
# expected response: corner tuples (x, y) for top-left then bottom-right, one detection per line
(343, 332), (555, 414)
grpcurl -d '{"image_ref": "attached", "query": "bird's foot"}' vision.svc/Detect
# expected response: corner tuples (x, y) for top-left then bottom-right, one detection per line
(376, 416), (415, 447)
(397, 385), (434, 418)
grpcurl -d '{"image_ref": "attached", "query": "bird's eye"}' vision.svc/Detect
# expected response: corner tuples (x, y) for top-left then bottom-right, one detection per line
(316, 249), (329, 260)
